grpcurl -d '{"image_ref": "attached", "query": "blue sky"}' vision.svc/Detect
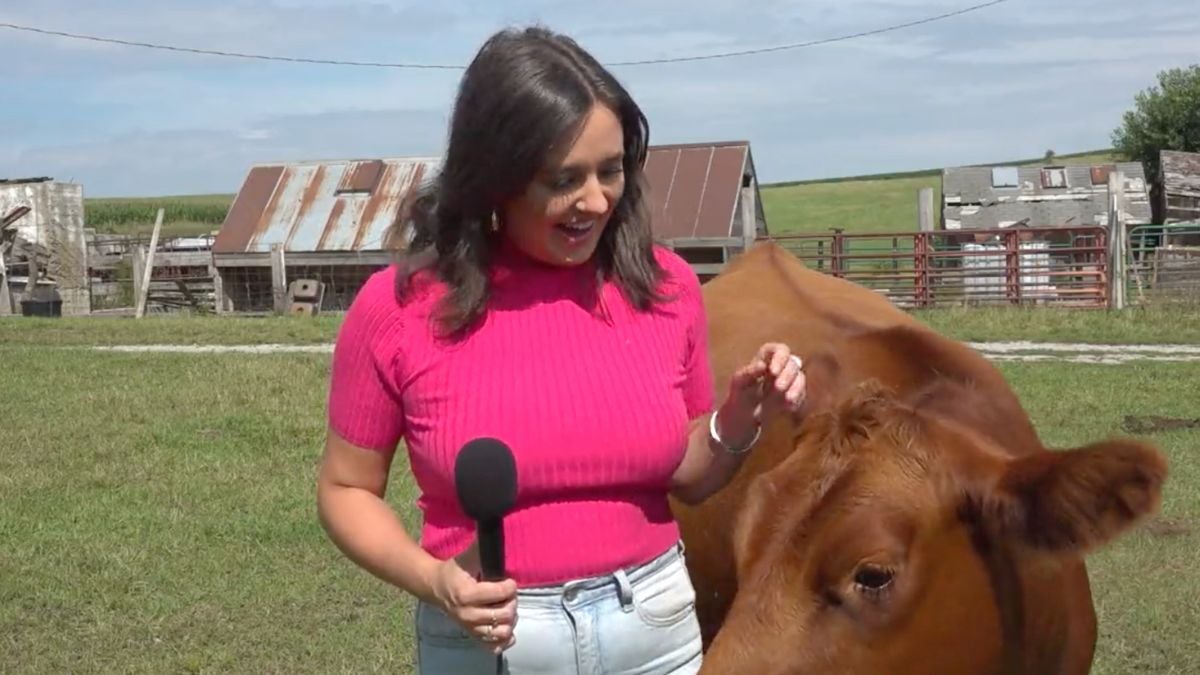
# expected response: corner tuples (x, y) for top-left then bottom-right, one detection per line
(1, 0), (1197, 197)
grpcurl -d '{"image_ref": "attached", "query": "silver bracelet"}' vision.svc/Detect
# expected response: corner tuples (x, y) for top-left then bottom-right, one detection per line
(709, 409), (761, 455)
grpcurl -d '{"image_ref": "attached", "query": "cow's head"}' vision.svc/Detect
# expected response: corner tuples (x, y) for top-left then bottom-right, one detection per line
(700, 366), (1167, 675)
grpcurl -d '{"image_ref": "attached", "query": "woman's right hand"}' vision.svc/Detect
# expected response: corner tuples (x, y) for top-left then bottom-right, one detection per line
(429, 547), (519, 653)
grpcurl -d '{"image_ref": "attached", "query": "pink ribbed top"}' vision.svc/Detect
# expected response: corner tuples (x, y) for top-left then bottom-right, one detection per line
(327, 240), (714, 586)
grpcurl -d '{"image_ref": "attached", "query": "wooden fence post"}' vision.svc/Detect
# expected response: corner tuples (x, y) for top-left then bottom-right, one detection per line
(739, 182), (758, 259)
(270, 243), (287, 314)
(131, 246), (145, 309)
(1107, 171), (1128, 310)
(918, 188), (935, 232)
(209, 257), (228, 315)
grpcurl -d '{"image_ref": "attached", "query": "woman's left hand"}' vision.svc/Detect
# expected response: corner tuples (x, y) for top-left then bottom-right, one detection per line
(717, 342), (806, 446)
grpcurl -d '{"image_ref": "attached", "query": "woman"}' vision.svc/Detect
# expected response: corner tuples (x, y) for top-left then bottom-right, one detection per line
(316, 25), (806, 674)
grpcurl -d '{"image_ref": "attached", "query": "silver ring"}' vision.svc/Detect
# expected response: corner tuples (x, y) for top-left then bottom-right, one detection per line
(490, 609), (497, 627)
(789, 354), (802, 370)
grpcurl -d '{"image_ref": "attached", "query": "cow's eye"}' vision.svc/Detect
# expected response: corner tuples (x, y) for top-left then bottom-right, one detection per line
(852, 564), (894, 595)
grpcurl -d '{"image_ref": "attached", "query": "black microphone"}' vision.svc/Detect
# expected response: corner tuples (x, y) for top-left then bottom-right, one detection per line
(454, 437), (518, 582)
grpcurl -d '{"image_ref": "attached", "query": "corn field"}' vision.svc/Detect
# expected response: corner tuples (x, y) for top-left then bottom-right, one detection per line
(85, 195), (232, 235)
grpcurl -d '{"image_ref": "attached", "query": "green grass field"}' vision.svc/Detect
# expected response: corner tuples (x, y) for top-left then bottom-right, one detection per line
(0, 347), (420, 674)
(1, 312), (1198, 673)
(761, 174), (941, 236)
(5, 304), (1200, 348)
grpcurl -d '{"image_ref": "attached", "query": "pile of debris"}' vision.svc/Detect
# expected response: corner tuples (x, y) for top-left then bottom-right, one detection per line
(0, 176), (90, 317)
(1, 203), (69, 316)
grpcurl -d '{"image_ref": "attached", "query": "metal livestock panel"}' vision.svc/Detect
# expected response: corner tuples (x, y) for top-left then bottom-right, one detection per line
(764, 225), (1110, 309)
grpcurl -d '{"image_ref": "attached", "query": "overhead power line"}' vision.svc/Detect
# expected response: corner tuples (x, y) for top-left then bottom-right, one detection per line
(0, 0), (1009, 69)
(606, 0), (1011, 66)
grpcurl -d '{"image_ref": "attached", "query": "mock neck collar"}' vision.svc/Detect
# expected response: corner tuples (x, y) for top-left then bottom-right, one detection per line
(489, 235), (600, 284)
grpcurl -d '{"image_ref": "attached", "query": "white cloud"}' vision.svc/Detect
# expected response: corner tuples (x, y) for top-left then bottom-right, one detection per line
(9, 107), (450, 196)
(237, 128), (274, 141)
(1, 0), (1196, 194)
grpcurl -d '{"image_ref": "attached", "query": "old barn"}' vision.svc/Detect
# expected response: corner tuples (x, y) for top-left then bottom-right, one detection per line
(941, 161), (1153, 232)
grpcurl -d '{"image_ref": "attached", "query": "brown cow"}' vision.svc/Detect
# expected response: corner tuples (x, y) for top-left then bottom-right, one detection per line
(673, 241), (1167, 675)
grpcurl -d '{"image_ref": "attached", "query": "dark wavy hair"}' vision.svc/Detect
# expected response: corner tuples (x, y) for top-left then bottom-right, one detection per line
(393, 25), (666, 338)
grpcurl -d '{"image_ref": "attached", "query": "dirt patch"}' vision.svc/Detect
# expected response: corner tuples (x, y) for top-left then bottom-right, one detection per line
(1143, 516), (1193, 539)
(1122, 415), (1200, 434)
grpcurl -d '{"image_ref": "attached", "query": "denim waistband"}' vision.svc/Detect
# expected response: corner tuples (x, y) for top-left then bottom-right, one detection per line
(516, 540), (685, 599)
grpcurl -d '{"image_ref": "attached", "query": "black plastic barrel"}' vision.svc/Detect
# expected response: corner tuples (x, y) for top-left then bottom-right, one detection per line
(19, 286), (63, 317)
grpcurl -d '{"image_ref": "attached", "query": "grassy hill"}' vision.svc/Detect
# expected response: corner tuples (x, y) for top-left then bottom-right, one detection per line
(83, 149), (1128, 238)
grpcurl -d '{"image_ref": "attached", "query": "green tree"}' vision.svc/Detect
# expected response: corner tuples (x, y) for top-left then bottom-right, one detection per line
(1111, 64), (1200, 187)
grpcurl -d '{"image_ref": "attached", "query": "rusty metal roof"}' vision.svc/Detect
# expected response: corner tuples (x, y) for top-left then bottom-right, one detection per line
(643, 140), (764, 240)
(214, 141), (763, 254)
(212, 157), (438, 254)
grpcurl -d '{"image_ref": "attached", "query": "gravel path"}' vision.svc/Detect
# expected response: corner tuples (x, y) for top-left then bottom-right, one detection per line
(86, 342), (1200, 364)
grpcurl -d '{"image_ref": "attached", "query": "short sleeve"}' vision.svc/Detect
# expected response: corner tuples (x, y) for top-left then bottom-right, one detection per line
(327, 268), (407, 452)
(662, 249), (715, 419)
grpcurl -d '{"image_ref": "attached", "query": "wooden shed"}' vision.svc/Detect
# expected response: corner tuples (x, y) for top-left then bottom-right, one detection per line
(642, 140), (768, 280)
(210, 157), (436, 313)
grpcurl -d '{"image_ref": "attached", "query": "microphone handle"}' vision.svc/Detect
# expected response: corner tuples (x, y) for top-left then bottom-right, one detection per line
(476, 519), (507, 674)
(477, 518), (505, 581)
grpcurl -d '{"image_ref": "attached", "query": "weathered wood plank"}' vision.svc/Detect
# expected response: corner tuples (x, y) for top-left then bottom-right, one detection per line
(135, 209), (164, 319)
(270, 244), (287, 314)
(213, 251), (395, 267)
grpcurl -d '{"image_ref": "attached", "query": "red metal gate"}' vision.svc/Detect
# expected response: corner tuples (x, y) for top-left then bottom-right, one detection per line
(761, 225), (1109, 309)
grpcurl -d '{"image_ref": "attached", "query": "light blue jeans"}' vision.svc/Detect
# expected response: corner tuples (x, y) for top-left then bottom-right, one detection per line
(415, 541), (703, 674)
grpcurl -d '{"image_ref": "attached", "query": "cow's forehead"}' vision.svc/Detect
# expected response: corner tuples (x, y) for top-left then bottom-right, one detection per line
(750, 381), (1001, 558)
(777, 393), (967, 522)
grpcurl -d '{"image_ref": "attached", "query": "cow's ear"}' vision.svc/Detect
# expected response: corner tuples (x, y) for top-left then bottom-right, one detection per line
(796, 350), (845, 421)
(980, 439), (1168, 554)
